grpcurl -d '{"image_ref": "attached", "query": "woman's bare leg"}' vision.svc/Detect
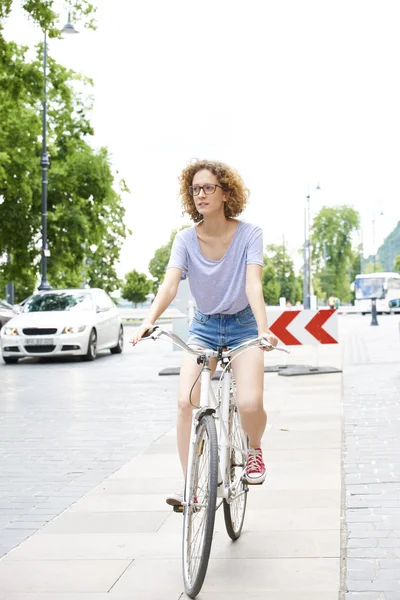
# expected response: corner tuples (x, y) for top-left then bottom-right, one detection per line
(231, 347), (266, 448)
(177, 348), (217, 475)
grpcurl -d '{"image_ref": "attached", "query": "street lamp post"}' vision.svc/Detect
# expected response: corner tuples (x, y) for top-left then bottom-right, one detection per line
(307, 189), (312, 306)
(38, 29), (50, 291)
(38, 14), (78, 291)
(360, 229), (364, 274)
(302, 183), (320, 309)
(302, 206), (308, 309)
(5, 253), (14, 305)
(372, 209), (384, 272)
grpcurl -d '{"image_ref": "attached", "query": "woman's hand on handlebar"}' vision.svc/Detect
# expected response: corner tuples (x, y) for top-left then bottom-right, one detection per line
(130, 320), (155, 346)
(259, 330), (278, 351)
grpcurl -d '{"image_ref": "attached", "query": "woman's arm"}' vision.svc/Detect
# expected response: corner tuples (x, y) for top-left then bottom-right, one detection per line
(245, 264), (278, 349)
(131, 267), (182, 344)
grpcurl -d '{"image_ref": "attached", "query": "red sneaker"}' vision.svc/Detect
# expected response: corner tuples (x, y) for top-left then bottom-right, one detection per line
(245, 447), (267, 484)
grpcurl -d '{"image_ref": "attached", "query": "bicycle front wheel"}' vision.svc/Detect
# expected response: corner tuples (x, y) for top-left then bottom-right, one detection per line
(223, 404), (248, 540)
(182, 414), (218, 599)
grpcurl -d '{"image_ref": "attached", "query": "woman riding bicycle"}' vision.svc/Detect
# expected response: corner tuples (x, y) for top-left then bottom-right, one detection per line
(132, 159), (278, 506)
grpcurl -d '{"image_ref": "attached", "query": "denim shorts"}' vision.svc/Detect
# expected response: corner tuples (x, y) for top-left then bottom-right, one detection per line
(187, 305), (258, 351)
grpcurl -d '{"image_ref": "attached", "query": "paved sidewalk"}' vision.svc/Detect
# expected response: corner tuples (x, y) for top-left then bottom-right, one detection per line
(0, 342), (343, 598)
(342, 314), (400, 600)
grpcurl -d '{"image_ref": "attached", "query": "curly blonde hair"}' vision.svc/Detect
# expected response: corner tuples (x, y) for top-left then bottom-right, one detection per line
(179, 159), (249, 223)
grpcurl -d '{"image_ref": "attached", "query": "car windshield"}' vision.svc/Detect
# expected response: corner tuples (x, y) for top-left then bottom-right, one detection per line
(23, 292), (94, 313)
(355, 278), (386, 300)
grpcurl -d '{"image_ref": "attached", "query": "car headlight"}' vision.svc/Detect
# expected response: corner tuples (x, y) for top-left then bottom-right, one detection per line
(3, 327), (18, 336)
(62, 325), (86, 334)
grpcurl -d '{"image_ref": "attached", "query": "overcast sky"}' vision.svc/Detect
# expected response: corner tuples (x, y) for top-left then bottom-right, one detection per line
(4, 0), (399, 276)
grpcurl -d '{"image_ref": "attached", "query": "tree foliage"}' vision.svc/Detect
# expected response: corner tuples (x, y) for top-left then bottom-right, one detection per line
(0, 1), (96, 37)
(0, 3), (130, 301)
(265, 243), (297, 305)
(311, 206), (360, 302)
(262, 260), (280, 305)
(377, 220), (400, 271)
(294, 274), (303, 304)
(148, 243), (171, 292)
(148, 226), (189, 291)
(121, 269), (152, 306)
(364, 261), (384, 274)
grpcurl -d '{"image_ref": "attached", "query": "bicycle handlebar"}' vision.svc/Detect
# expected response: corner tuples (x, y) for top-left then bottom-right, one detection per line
(141, 326), (290, 358)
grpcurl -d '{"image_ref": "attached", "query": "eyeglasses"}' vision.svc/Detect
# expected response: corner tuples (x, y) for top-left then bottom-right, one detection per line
(189, 184), (224, 196)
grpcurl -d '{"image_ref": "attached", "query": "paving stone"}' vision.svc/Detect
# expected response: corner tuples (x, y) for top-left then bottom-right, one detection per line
(347, 549), (388, 559)
(347, 568), (377, 580)
(348, 580), (400, 592)
(379, 539), (400, 548)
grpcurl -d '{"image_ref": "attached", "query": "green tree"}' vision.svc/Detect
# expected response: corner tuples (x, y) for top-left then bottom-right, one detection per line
(312, 275), (324, 302)
(0, 4), (129, 301)
(121, 269), (152, 307)
(265, 244), (297, 305)
(148, 244), (171, 292)
(0, 1), (96, 36)
(262, 260), (280, 305)
(349, 245), (362, 281)
(376, 221), (400, 271)
(148, 226), (189, 292)
(294, 274), (303, 304)
(348, 245), (363, 304)
(364, 261), (384, 274)
(394, 254), (400, 273)
(311, 205), (360, 302)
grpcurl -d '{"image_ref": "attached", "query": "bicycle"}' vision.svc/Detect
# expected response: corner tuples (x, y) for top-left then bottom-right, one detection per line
(141, 326), (289, 598)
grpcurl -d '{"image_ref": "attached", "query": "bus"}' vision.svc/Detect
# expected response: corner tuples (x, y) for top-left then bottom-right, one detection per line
(353, 272), (400, 314)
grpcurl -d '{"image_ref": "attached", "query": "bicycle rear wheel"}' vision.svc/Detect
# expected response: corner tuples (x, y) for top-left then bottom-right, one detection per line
(223, 404), (248, 540)
(182, 414), (218, 599)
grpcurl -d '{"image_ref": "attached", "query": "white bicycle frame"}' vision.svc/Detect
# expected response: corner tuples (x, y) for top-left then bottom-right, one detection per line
(143, 327), (289, 507)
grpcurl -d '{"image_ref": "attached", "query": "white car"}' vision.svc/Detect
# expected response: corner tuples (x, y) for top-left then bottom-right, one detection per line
(1, 288), (124, 364)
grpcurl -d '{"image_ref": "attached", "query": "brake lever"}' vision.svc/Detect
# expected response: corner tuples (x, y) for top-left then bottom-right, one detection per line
(260, 338), (291, 354)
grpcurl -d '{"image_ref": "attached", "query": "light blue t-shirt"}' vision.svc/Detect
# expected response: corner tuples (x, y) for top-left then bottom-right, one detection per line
(167, 220), (264, 315)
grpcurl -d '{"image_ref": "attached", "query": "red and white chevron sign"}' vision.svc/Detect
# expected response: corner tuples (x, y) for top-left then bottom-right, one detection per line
(267, 309), (338, 346)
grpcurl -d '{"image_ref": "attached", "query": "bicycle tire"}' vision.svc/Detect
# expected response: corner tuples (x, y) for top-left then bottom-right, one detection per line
(182, 413), (218, 598)
(223, 404), (248, 540)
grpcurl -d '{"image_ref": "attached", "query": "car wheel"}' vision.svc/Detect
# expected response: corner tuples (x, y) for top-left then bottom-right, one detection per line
(82, 328), (97, 361)
(3, 357), (19, 364)
(110, 326), (124, 355)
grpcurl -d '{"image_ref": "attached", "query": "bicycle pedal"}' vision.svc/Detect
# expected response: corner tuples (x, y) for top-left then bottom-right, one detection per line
(173, 504), (184, 513)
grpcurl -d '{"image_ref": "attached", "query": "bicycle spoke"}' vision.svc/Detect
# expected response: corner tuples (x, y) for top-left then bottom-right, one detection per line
(183, 415), (218, 597)
(223, 405), (248, 540)
(187, 427), (210, 581)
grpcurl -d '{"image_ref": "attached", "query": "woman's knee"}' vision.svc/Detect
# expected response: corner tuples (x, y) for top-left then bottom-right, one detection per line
(238, 396), (265, 416)
(177, 390), (197, 416)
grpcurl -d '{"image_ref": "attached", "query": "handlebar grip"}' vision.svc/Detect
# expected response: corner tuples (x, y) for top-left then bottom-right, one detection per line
(141, 326), (158, 338)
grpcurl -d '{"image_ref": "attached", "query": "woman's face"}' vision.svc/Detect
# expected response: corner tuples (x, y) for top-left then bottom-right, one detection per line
(191, 169), (227, 218)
